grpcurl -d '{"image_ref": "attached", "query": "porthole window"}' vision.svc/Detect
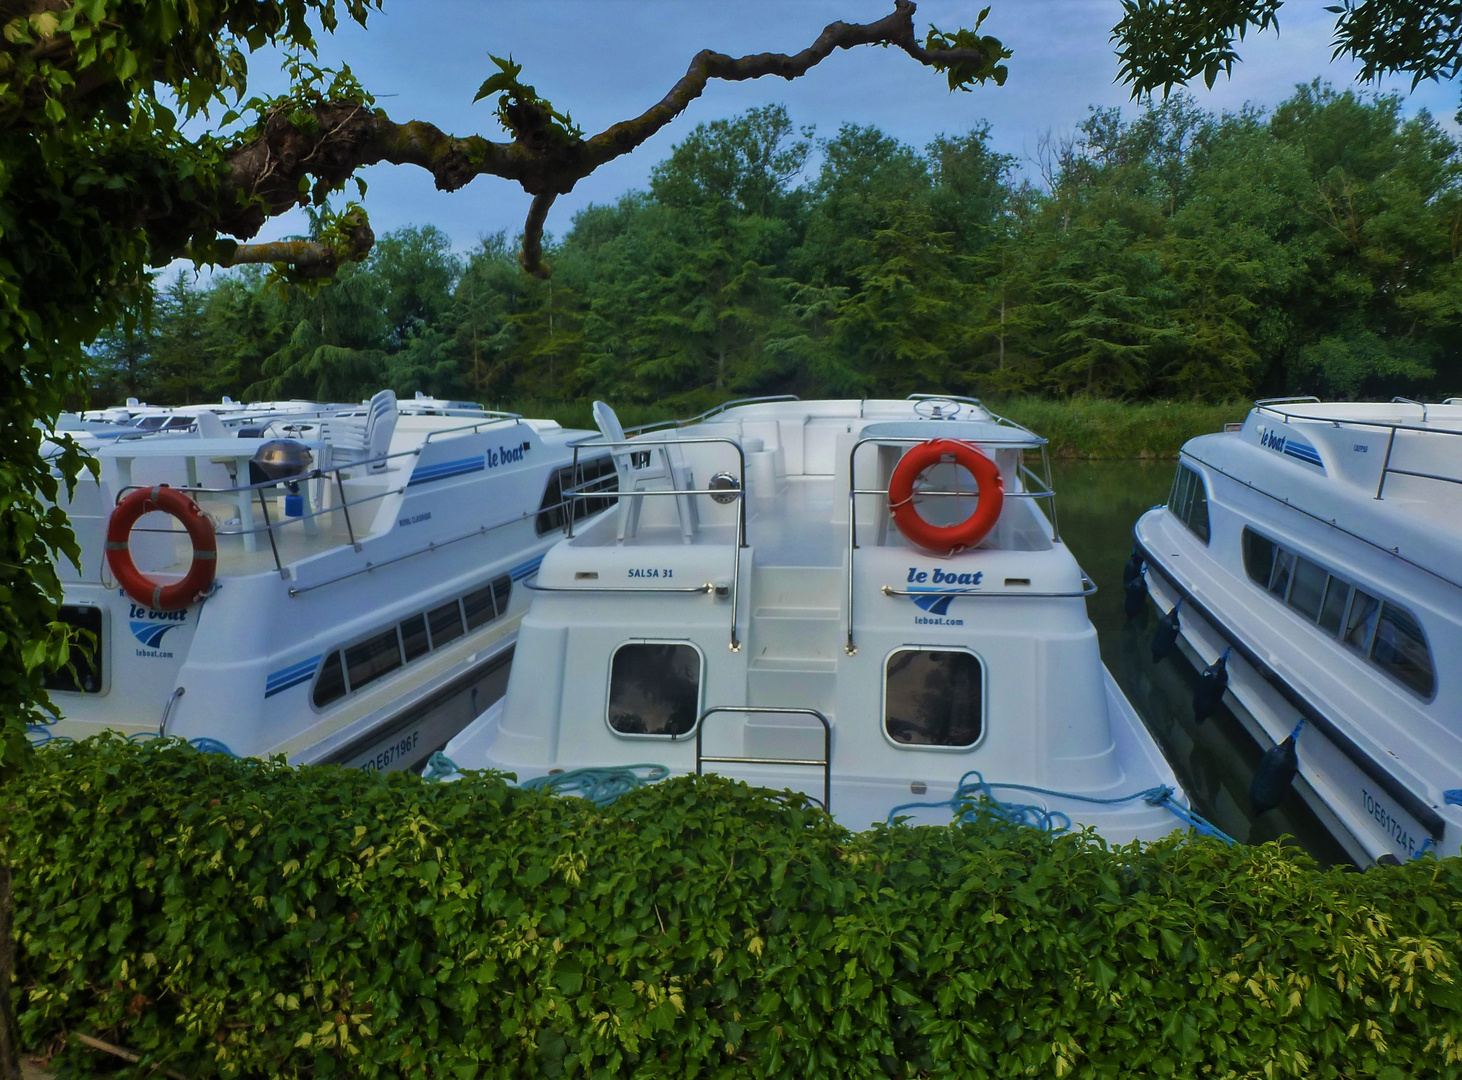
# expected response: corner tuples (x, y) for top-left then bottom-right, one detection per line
(607, 642), (702, 737)
(42, 605), (105, 694)
(1167, 463), (1210, 543)
(884, 648), (984, 748)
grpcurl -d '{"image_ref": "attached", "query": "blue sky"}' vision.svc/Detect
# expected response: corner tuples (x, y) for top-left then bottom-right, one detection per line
(230, 0), (1460, 255)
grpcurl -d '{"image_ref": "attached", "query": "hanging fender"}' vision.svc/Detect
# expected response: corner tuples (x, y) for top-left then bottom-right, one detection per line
(106, 485), (217, 612)
(887, 439), (1004, 556)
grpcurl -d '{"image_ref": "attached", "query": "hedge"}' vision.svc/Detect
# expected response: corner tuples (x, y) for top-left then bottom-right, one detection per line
(7, 737), (1461, 1079)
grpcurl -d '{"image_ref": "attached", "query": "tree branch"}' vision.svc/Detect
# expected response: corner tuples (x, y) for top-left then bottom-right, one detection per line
(213, 0), (996, 278)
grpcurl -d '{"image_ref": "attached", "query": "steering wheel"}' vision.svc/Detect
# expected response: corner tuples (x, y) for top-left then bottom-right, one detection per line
(912, 397), (963, 420)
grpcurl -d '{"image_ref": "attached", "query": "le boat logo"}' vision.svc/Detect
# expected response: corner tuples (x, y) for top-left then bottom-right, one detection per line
(127, 603), (186, 655)
(905, 567), (982, 619)
(1256, 426), (1324, 469)
(486, 442), (529, 469)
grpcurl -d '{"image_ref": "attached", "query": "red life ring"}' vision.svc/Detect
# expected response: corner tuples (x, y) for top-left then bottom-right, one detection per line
(888, 439), (1004, 555)
(106, 485), (217, 611)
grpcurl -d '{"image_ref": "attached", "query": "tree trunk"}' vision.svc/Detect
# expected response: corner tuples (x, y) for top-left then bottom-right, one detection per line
(0, 856), (19, 1080)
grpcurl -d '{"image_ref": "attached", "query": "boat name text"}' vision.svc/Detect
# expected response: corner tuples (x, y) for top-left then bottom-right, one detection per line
(399, 511), (432, 527)
(628, 568), (673, 578)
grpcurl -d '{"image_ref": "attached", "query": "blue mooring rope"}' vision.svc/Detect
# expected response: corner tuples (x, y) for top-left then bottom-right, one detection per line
(421, 752), (670, 807)
(887, 769), (1236, 844)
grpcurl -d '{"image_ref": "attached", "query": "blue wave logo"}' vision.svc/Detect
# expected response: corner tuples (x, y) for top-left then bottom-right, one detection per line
(911, 593), (956, 616)
(130, 621), (180, 648)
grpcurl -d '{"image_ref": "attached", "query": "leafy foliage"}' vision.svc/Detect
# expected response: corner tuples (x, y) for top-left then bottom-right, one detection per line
(11, 737), (1462, 1079)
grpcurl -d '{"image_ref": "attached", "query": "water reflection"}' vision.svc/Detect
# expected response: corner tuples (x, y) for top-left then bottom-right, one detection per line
(1051, 459), (1352, 866)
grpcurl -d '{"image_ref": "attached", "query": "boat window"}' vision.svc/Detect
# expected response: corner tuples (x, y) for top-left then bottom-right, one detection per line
(492, 575), (512, 617)
(1371, 604), (1434, 697)
(1286, 557), (1328, 621)
(1318, 578), (1350, 636)
(41, 605), (104, 694)
(400, 613), (430, 663)
(1344, 590), (1380, 654)
(1242, 529), (1276, 588)
(884, 649), (983, 748)
(1269, 549), (1295, 598)
(536, 454), (620, 535)
(607, 642), (701, 736)
(344, 629), (403, 693)
(312, 652), (347, 708)
(463, 583), (498, 631)
(428, 600), (464, 647)
(1167, 463), (1210, 543)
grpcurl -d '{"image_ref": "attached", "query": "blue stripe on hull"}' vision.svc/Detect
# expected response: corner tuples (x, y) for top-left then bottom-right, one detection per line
(266, 654), (323, 697)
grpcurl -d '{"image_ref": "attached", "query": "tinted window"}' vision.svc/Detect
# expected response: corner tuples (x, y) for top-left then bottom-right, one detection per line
(1371, 604), (1434, 697)
(1287, 557), (1327, 621)
(428, 600), (464, 647)
(491, 575), (512, 618)
(1345, 590), (1380, 654)
(884, 649), (983, 748)
(463, 583), (497, 631)
(344, 629), (402, 692)
(1242, 529), (1275, 588)
(536, 455), (619, 534)
(1269, 549), (1295, 598)
(608, 643), (701, 736)
(42, 605), (103, 694)
(1318, 578), (1350, 636)
(313, 652), (347, 708)
(1168, 464), (1210, 542)
(400, 613), (430, 662)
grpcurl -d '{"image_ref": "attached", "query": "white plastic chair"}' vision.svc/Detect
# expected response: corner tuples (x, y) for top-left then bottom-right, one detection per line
(321, 389), (398, 473)
(593, 400), (697, 543)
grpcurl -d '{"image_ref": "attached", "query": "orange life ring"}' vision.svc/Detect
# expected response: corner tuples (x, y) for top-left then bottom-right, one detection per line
(888, 439), (1004, 555)
(106, 485), (217, 611)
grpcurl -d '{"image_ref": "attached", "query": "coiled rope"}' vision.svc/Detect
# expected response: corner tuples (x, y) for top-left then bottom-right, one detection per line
(887, 769), (1235, 844)
(421, 752), (669, 807)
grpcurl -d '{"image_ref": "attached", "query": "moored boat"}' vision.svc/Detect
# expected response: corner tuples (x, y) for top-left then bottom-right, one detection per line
(1132, 396), (1462, 864)
(443, 395), (1201, 841)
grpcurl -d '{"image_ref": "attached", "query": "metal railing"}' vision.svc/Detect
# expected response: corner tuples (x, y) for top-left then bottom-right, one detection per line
(539, 435), (749, 652)
(844, 430), (1061, 655)
(625, 395), (802, 436)
(695, 705), (832, 812)
(1254, 399), (1462, 499)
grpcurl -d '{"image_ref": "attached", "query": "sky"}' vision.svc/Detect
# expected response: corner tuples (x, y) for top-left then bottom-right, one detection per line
(217, 0), (1461, 258)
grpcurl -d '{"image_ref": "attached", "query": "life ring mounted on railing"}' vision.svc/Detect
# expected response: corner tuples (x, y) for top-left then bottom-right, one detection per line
(106, 485), (217, 611)
(888, 438), (1004, 555)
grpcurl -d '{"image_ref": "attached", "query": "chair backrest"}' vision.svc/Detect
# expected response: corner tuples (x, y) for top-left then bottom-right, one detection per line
(194, 410), (228, 438)
(363, 389), (398, 469)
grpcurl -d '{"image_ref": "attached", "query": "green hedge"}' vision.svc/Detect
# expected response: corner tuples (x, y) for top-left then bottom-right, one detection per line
(9, 738), (1461, 1079)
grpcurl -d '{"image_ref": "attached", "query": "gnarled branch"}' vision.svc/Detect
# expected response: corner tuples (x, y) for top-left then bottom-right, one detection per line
(215, 0), (996, 277)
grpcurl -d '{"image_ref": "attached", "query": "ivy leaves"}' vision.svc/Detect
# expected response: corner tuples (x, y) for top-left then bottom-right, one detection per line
(10, 737), (1462, 1079)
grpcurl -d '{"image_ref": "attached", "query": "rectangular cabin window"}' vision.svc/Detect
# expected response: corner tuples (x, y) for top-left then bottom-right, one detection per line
(607, 642), (701, 737)
(536, 455), (619, 535)
(1318, 578), (1350, 636)
(344, 629), (402, 692)
(1167, 463), (1210, 542)
(1269, 549), (1296, 599)
(312, 652), (347, 708)
(42, 605), (104, 694)
(1242, 529), (1276, 589)
(884, 649), (983, 748)
(462, 582), (498, 631)
(428, 600), (464, 647)
(491, 575), (513, 618)
(1344, 590), (1381, 654)
(1370, 604), (1435, 697)
(1287, 557), (1328, 622)
(400, 613), (430, 663)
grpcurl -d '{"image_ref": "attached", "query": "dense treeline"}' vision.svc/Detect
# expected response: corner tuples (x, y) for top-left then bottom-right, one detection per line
(92, 82), (1462, 411)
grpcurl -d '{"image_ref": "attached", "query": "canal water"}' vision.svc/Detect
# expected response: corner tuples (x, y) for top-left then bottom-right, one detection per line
(1051, 459), (1353, 866)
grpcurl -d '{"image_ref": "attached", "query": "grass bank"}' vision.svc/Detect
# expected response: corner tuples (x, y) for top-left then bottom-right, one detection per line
(496, 395), (1247, 459)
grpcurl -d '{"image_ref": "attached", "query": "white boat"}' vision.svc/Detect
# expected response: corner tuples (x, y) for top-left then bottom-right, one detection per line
(444, 395), (1196, 841)
(33, 390), (619, 773)
(1132, 397), (1462, 864)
